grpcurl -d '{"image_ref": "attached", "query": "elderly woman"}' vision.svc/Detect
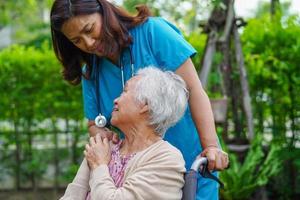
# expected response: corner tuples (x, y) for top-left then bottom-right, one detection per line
(61, 67), (189, 200)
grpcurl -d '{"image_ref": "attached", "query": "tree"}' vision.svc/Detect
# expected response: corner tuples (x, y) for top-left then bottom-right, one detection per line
(0, 0), (52, 45)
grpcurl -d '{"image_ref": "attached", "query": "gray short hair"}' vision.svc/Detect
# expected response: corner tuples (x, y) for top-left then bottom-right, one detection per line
(135, 67), (189, 137)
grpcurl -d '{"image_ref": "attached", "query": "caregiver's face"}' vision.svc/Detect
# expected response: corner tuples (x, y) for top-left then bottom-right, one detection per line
(61, 13), (105, 57)
(111, 77), (142, 126)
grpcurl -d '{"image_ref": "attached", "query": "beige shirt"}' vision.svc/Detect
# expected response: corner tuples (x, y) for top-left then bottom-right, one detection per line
(60, 140), (186, 200)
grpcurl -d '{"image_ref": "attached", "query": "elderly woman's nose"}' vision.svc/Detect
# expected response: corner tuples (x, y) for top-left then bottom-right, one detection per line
(114, 98), (119, 104)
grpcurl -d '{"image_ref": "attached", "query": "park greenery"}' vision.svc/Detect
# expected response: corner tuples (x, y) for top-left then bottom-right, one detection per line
(0, 0), (299, 199)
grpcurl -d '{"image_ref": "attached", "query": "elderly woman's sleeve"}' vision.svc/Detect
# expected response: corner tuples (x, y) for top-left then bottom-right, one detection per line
(60, 159), (90, 200)
(89, 146), (186, 200)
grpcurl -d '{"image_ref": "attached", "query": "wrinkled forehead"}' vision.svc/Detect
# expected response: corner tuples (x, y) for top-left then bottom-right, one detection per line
(126, 75), (142, 88)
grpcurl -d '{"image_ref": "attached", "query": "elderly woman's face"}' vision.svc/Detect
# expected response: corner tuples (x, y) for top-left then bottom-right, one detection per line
(111, 77), (143, 126)
(61, 13), (105, 57)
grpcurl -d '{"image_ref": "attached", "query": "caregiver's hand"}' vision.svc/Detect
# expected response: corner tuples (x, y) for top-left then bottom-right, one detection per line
(84, 134), (112, 170)
(200, 147), (229, 171)
(88, 120), (119, 144)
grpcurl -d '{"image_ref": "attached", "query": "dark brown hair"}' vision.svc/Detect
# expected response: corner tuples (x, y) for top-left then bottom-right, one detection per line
(50, 0), (151, 85)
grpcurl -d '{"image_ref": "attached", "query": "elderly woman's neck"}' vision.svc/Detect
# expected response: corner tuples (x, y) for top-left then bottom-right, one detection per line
(120, 126), (161, 156)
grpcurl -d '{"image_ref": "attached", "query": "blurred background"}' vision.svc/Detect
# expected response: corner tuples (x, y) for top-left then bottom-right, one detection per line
(0, 0), (299, 199)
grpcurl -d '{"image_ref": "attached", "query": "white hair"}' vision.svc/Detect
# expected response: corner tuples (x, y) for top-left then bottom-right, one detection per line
(134, 66), (189, 137)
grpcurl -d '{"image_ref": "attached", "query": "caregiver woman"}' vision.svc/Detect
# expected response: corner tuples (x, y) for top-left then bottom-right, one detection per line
(50, 0), (229, 199)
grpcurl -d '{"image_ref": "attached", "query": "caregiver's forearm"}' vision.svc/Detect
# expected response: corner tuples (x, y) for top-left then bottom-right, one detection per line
(175, 59), (218, 149)
(189, 85), (218, 149)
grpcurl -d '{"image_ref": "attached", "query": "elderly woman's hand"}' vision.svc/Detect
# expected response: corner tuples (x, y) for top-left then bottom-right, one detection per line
(84, 134), (112, 170)
(200, 147), (229, 171)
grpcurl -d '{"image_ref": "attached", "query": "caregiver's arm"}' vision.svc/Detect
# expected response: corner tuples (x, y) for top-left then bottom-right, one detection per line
(88, 120), (119, 144)
(175, 58), (228, 170)
(60, 159), (90, 200)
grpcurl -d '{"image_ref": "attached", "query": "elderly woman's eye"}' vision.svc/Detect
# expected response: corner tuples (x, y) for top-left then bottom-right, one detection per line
(86, 28), (92, 33)
(85, 25), (93, 33)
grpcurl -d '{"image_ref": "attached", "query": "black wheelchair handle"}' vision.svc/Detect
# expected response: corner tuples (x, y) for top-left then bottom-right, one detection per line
(190, 157), (225, 189)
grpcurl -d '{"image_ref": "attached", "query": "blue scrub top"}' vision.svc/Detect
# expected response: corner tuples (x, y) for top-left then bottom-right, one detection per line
(82, 17), (218, 200)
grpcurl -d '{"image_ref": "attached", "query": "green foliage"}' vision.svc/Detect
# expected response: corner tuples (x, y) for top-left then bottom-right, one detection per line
(123, 0), (213, 32)
(123, 0), (154, 13)
(267, 147), (300, 199)
(216, 14), (300, 199)
(21, 149), (49, 181)
(254, 0), (291, 18)
(0, 0), (51, 44)
(60, 163), (81, 182)
(220, 135), (283, 200)
(242, 13), (300, 139)
(0, 42), (83, 122)
(0, 43), (85, 188)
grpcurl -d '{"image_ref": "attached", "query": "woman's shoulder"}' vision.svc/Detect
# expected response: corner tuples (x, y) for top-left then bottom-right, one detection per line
(132, 16), (161, 29)
(129, 17), (184, 53)
(133, 16), (178, 30)
(136, 140), (185, 165)
(141, 16), (166, 26)
(131, 16), (181, 35)
(158, 140), (183, 155)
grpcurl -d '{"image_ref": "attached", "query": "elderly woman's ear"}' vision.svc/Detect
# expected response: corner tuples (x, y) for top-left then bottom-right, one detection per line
(139, 103), (149, 114)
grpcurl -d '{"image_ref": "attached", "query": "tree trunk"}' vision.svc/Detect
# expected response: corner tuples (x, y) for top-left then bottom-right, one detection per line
(218, 0), (234, 139)
(199, 30), (217, 88)
(219, 0), (234, 43)
(72, 121), (81, 164)
(13, 121), (21, 190)
(219, 40), (231, 140)
(287, 73), (296, 147)
(52, 119), (59, 196)
(65, 118), (71, 163)
(287, 73), (296, 196)
(26, 119), (35, 190)
(233, 24), (254, 140)
(231, 71), (243, 137)
(270, 0), (280, 16)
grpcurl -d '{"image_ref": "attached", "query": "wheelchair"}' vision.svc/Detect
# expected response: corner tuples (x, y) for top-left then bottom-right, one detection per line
(182, 157), (224, 200)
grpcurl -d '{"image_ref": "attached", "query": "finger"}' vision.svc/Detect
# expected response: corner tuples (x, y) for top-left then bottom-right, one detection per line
(215, 152), (224, 170)
(89, 136), (96, 146)
(200, 150), (205, 157)
(103, 137), (110, 147)
(207, 153), (216, 171)
(95, 134), (101, 143)
(98, 135), (103, 144)
(224, 153), (230, 169)
(96, 132), (102, 137)
(85, 144), (91, 151)
(83, 150), (88, 157)
(220, 153), (227, 170)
